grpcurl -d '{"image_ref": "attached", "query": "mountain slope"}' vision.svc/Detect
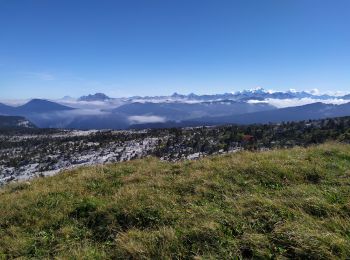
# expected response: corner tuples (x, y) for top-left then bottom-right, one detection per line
(0, 115), (36, 128)
(0, 99), (74, 115)
(0, 143), (350, 258)
(66, 113), (130, 130)
(16, 99), (74, 114)
(190, 102), (350, 125)
(0, 103), (17, 115)
(0, 100), (75, 128)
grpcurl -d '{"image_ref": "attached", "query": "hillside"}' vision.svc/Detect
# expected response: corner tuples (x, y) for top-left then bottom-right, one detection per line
(0, 99), (74, 115)
(0, 99), (74, 128)
(0, 115), (36, 129)
(2, 116), (350, 185)
(1, 143), (350, 258)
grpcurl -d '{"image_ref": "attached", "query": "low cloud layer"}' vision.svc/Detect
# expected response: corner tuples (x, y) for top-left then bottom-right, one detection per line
(248, 98), (350, 108)
(56, 99), (125, 109)
(63, 109), (111, 117)
(27, 109), (112, 128)
(128, 115), (166, 124)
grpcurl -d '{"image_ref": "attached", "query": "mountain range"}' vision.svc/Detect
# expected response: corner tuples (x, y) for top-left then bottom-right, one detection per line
(0, 88), (350, 129)
(54, 88), (348, 103)
(123, 88), (346, 102)
(191, 102), (350, 125)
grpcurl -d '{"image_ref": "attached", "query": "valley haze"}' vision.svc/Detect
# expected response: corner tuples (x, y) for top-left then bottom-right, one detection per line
(1, 88), (350, 130)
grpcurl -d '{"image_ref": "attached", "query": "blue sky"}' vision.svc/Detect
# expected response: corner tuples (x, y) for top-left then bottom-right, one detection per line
(0, 0), (349, 99)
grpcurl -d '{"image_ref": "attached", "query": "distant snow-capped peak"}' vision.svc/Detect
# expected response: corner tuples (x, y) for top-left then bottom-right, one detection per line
(79, 93), (112, 102)
(58, 89), (350, 106)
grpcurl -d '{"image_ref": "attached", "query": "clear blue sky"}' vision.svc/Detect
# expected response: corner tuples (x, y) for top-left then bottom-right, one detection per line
(1, 0), (349, 99)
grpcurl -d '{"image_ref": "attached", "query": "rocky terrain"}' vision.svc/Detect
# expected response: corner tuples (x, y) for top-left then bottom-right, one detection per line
(0, 130), (161, 184)
(1, 115), (350, 185)
(0, 126), (246, 185)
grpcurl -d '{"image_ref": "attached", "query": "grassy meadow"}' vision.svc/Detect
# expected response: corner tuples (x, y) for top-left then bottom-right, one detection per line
(1, 143), (350, 259)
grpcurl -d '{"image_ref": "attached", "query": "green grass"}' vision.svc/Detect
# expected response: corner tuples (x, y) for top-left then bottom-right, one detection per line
(1, 142), (350, 259)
